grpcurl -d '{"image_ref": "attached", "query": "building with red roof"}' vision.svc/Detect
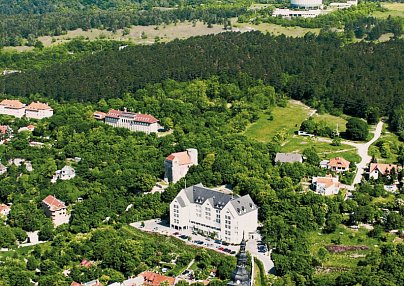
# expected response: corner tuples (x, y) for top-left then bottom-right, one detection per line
(0, 204), (10, 216)
(140, 271), (175, 286)
(327, 157), (350, 173)
(369, 163), (401, 180)
(164, 149), (198, 183)
(312, 174), (341, 196)
(0, 99), (26, 118)
(25, 101), (53, 119)
(41, 195), (70, 227)
(104, 109), (160, 134)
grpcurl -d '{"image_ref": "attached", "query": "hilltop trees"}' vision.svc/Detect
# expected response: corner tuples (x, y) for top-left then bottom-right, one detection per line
(345, 118), (369, 141)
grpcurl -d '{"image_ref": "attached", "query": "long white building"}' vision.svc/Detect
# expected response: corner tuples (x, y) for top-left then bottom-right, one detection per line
(104, 109), (160, 134)
(0, 99), (53, 119)
(0, 99), (26, 118)
(170, 184), (258, 244)
(25, 102), (54, 119)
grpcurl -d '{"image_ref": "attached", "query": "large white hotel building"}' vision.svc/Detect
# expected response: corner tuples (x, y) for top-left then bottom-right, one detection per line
(170, 184), (258, 244)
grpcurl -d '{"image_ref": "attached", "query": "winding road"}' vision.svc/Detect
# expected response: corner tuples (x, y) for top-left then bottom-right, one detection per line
(318, 121), (383, 189)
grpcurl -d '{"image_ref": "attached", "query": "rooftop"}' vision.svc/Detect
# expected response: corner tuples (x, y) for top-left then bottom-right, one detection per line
(328, 157), (350, 168)
(166, 151), (192, 165)
(26, 101), (53, 111)
(42, 195), (66, 211)
(275, 153), (303, 163)
(141, 271), (175, 286)
(0, 99), (25, 109)
(106, 109), (159, 123)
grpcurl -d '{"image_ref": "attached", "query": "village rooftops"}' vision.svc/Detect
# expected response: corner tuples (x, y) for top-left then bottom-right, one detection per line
(26, 101), (53, 111)
(0, 99), (25, 109)
(140, 271), (175, 286)
(106, 109), (159, 123)
(42, 195), (66, 211)
(166, 151), (192, 165)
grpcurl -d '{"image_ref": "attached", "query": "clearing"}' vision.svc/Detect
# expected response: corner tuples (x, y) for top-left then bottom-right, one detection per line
(373, 3), (404, 19)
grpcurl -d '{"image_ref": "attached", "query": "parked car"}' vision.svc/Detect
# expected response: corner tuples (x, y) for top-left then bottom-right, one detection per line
(179, 235), (188, 240)
(218, 247), (225, 251)
(173, 232), (180, 235)
(230, 250), (236, 255)
(214, 240), (222, 244)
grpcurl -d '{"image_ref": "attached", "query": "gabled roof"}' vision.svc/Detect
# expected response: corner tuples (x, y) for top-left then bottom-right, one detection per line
(26, 102), (53, 111)
(42, 195), (66, 211)
(0, 204), (10, 214)
(106, 109), (159, 123)
(328, 157), (350, 168)
(0, 99), (25, 109)
(370, 163), (400, 174)
(181, 184), (257, 214)
(140, 271), (175, 286)
(166, 151), (192, 165)
(313, 175), (340, 189)
(275, 153), (303, 163)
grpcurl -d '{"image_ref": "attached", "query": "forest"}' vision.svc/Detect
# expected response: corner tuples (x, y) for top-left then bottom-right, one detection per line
(0, 74), (403, 285)
(2, 31), (404, 122)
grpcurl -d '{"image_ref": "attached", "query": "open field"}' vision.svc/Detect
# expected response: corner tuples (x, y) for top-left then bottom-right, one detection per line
(312, 113), (348, 133)
(244, 100), (314, 142)
(236, 22), (321, 37)
(308, 225), (396, 270)
(373, 3), (404, 19)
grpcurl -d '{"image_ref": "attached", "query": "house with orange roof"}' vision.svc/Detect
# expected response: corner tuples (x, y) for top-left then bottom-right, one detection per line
(25, 101), (53, 119)
(0, 204), (10, 217)
(18, 124), (35, 133)
(0, 99), (26, 118)
(327, 157), (350, 173)
(312, 175), (341, 196)
(139, 271), (175, 286)
(41, 195), (70, 227)
(164, 149), (198, 183)
(70, 280), (103, 286)
(369, 163), (400, 180)
(93, 111), (107, 120)
(104, 109), (160, 134)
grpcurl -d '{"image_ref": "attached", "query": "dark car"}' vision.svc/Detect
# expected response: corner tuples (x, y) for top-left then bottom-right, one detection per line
(214, 240), (222, 244)
(180, 235), (188, 239)
(222, 241), (230, 246)
(230, 250), (236, 255)
(173, 232), (180, 235)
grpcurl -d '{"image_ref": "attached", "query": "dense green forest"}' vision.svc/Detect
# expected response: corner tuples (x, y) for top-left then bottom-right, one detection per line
(2, 32), (404, 122)
(0, 76), (403, 284)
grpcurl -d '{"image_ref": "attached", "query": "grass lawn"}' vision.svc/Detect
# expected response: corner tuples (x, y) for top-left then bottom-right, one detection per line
(244, 100), (314, 142)
(369, 123), (402, 164)
(250, 23), (321, 37)
(308, 225), (396, 270)
(253, 260), (263, 286)
(373, 3), (404, 19)
(312, 113), (348, 133)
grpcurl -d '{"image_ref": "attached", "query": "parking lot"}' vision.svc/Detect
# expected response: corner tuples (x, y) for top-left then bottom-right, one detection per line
(130, 219), (275, 274)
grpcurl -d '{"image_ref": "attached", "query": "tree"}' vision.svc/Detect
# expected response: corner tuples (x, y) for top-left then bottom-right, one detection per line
(345, 118), (369, 141)
(303, 147), (320, 166)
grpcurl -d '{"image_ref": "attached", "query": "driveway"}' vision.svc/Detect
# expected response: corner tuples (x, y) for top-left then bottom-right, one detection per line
(317, 121), (383, 189)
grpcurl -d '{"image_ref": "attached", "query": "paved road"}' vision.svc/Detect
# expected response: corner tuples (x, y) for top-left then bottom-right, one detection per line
(130, 219), (275, 274)
(350, 121), (383, 187)
(317, 121), (383, 189)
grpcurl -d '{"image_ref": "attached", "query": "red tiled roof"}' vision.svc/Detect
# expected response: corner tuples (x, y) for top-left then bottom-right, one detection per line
(0, 99), (25, 109)
(328, 157), (350, 168)
(140, 271), (175, 286)
(315, 174), (340, 189)
(106, 109), (159, 123)
(165, 151), (192, 165)
(370, 163), (400, 175)
(0, 204), (10, 214)
(26, 102), (53, 111)
(0, 125), (9, 134)
(42, 195), (66, 211)
(70, 282), (82, 286)
(80, 259), (92, 268)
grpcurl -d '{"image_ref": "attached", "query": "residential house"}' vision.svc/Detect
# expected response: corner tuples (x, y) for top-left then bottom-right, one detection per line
(70, 281), (103, 286)
(0, 125), (12, 138)
(80, 259), (93, 268)
(319, 160), (329, 169)
(275, 153), (303, 164)
(369, 163), (400, 180)
(327, 157), (350, 173)
(9, 158), (33, 172)
(312, 175), (341, 196)
(41, 195), (70, 227)
(93, 111), (106, 120)
(107, 276), (145, 286)
(0, 99), (26, 118)
(170, 183), (258, 244)
(104, 109), (160, 134)
(51, 165), (76, 183)
(0, 204), (10, 217)
(25, 101), (54, 119)
(18, 124), (35, 132)
(140, 271), (176, 286)
(0, 163), (7, 175)
(164, 149), (198, 183)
